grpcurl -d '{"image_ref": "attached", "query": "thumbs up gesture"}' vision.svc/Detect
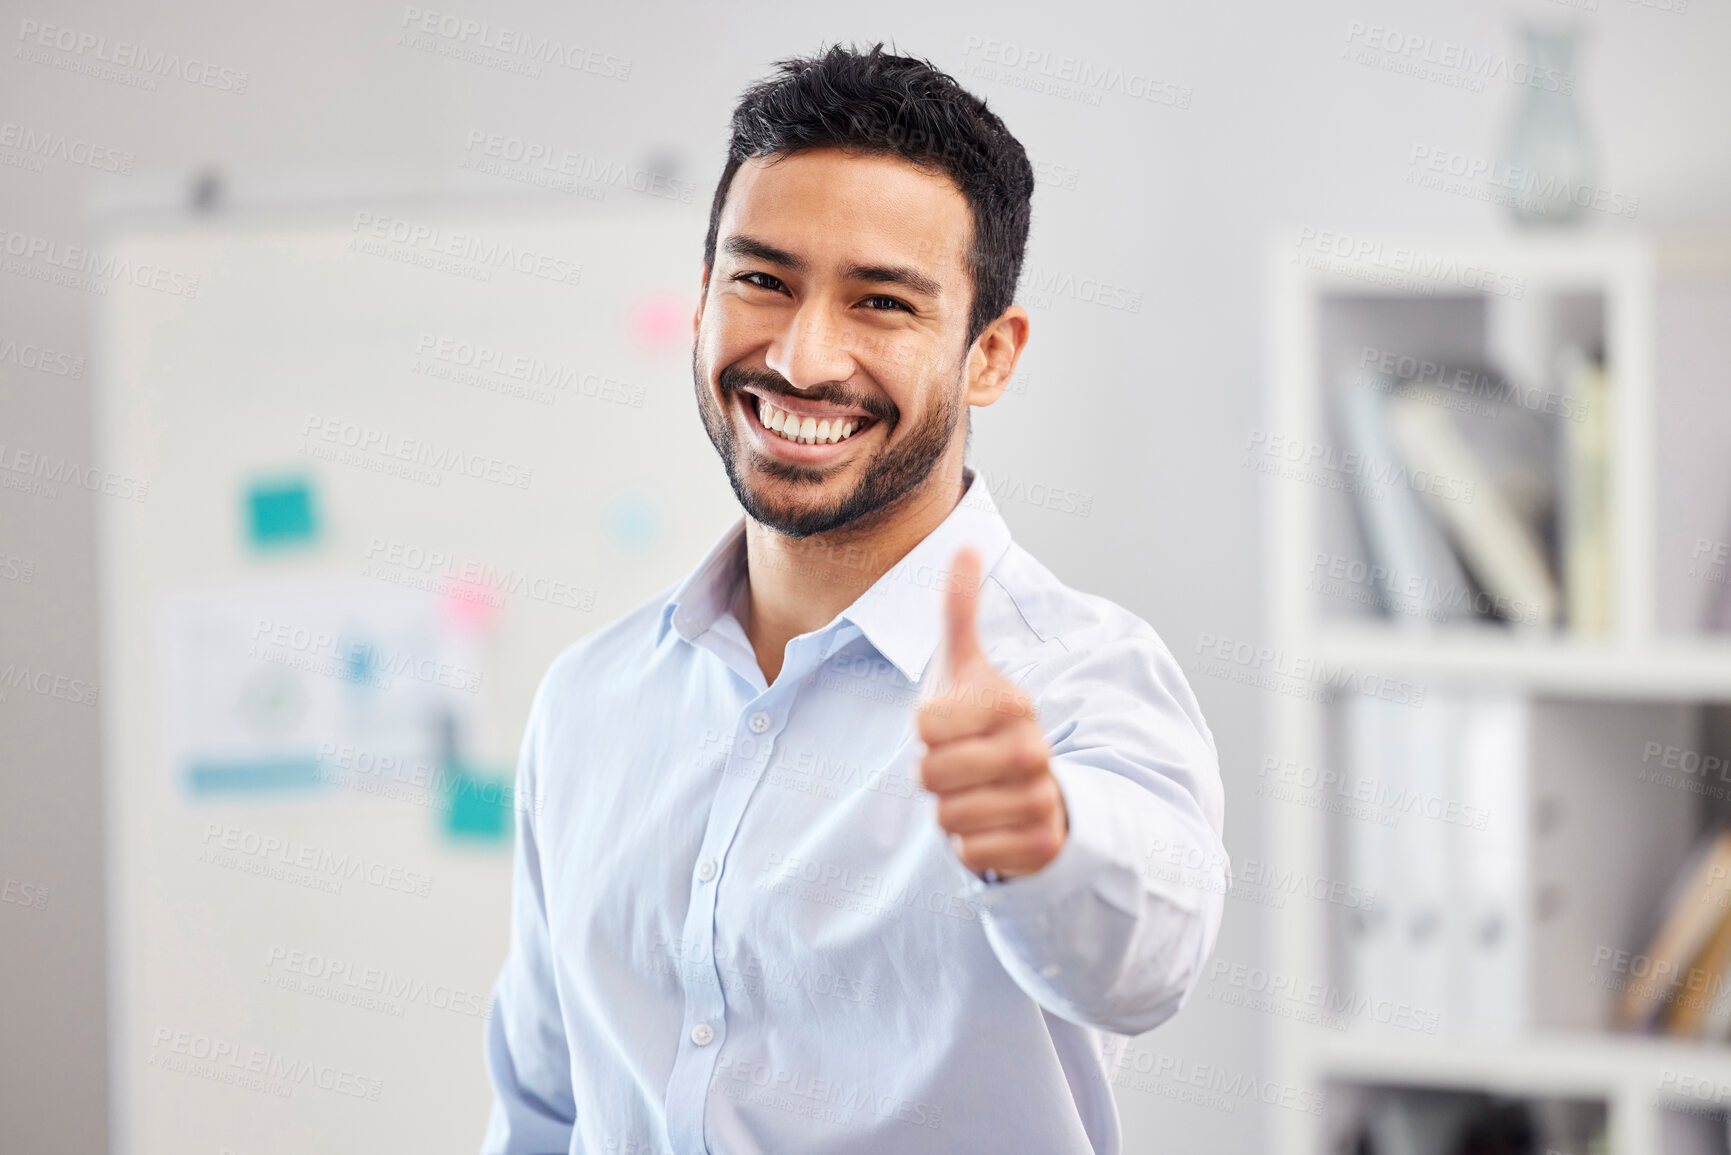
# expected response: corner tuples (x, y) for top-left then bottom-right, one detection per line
(918, 547), (1068, 880)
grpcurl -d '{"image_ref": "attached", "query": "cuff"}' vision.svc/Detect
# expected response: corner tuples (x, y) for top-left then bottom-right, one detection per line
(942, 760), (1141, 922)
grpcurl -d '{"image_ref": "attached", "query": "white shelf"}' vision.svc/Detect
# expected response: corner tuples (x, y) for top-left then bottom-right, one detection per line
(1310, 624), (1731, 700)
(1264, 232), (1708, 1155)
(1311, 1030), (1731, 1099)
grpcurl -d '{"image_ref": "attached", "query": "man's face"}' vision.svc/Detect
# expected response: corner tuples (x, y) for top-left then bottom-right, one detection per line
(693, 148), (977, 538)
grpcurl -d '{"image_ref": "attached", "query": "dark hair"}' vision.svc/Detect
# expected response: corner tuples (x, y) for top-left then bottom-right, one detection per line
(703, 42), (1034, 351)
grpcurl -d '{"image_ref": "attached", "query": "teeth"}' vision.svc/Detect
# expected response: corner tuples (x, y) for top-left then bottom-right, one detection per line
(754, 396), (868, 445)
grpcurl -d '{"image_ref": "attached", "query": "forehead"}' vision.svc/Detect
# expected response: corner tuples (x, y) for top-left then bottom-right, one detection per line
(718, 148), (972, 278)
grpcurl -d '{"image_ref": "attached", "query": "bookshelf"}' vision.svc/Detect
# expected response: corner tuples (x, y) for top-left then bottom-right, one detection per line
(1264, 232), (1731, 1155)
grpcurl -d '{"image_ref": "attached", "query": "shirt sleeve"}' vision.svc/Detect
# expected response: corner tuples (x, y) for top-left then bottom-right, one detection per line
(946, 621), (1229, 1037)
(481, 678), (578, 1153)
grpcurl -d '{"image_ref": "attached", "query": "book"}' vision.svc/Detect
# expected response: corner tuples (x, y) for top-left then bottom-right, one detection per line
(1384, 386), (1562, 629)
(1555, 344), (1614, 634)
(1613, 823), (1731, 1031)
(1334, 373), (1477, 628)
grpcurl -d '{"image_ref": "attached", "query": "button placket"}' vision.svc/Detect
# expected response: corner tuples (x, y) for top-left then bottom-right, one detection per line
(663, 701), (784, 1155)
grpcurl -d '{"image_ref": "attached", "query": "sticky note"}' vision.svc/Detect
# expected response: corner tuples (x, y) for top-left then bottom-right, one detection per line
(246, 477), (319, 549)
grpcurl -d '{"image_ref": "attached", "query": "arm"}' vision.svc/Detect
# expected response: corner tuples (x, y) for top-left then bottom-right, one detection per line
(916, 548), (1228, 1036)
(962, 626), (1229, 1036)
(481, 683), (577, 1153)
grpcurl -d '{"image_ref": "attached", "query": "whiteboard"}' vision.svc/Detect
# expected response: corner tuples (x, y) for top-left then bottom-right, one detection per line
(95, 196), (740, 1154)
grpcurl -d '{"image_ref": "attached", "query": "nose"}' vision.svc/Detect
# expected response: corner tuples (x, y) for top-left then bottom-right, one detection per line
(764, 301), (856, 393)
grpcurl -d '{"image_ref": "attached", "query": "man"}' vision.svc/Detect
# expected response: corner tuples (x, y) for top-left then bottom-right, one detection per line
(483, 42), (1228, 1155)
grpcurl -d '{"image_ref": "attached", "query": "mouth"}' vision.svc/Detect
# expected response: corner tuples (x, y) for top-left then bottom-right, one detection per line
(736, 387), (879, 461)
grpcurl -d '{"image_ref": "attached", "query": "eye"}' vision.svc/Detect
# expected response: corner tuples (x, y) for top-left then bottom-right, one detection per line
(861, 294), (912, 313)
(731, 271), (787, 293)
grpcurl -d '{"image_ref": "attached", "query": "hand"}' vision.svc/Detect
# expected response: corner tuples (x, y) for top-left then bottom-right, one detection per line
(917, 546), (1067, 880)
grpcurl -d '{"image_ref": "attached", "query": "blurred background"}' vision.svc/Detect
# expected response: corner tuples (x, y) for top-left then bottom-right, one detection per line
(3, 1), (1730, 1152)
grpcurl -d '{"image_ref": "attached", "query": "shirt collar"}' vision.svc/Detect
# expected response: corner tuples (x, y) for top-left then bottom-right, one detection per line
(659, 467), (1014, 685)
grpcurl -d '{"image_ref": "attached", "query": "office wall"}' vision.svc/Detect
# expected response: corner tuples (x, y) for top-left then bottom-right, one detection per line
(3, 1), (1728, 1151)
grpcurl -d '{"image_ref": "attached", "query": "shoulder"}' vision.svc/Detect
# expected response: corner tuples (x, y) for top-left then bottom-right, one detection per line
(985, 542), (1216, 754)
(985, 542), (1172, 664)
(527, 579), (681, 722)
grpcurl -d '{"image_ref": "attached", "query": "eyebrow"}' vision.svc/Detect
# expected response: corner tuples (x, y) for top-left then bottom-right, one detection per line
(722, 233), (943, 299)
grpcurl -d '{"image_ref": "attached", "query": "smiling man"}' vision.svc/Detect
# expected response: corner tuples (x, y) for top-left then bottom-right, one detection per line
(482, 42), (1228, 1155)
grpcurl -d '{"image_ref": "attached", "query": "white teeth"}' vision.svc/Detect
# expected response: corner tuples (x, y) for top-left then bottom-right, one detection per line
(754, 396), (867, 446)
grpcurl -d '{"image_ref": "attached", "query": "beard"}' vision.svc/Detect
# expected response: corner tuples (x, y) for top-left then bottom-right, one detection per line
(693, 348), (963, 539)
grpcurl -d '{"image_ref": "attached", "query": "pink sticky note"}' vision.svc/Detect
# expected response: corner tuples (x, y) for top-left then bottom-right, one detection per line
(629, 291), (691, 352)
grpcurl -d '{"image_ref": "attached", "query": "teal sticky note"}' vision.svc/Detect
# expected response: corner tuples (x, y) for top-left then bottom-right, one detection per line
(184, 756), (324, 796)
(442, 758), (514, 842)
(247, 477), (319, 549)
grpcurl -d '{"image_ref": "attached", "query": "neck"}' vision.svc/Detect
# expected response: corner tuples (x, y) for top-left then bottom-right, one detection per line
(740, 457), (970, 684)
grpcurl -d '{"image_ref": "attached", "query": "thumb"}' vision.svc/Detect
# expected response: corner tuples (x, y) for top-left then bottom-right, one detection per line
(944, 546), (986, 680)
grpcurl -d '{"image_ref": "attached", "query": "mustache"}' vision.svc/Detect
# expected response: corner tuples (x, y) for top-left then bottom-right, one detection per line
(718, 364), (897, 427)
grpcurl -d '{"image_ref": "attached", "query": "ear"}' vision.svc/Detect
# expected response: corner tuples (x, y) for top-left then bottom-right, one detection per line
(964, 304), (1030, 409)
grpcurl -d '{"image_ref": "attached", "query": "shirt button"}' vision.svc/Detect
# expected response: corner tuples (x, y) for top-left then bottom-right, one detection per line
(747, 712), (770, 734)
(1040, 963), (1062, 979)
(696, 859), (718, 883)
(690, 1023), (715, 1046)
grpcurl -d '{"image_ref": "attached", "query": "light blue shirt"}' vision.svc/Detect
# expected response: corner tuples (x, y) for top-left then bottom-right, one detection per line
(482, 467), (1228, 1155)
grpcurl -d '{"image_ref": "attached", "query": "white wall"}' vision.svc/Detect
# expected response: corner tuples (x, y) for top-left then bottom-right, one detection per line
(3, 1), (1728, 1151)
